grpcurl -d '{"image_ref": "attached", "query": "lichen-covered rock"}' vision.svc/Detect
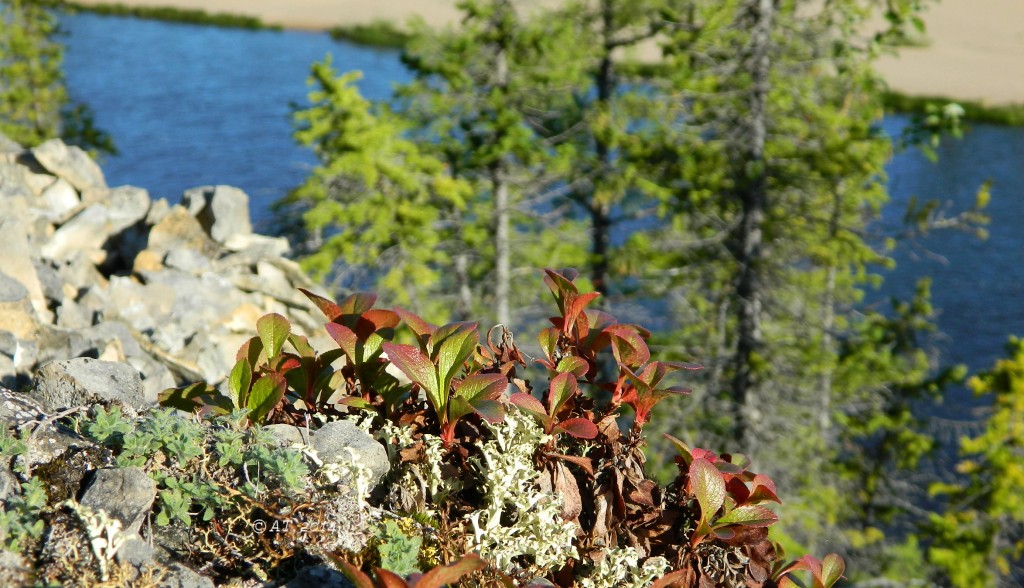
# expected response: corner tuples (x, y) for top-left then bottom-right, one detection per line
(32, 357), (145, 413)
(78, 467), (157, 535)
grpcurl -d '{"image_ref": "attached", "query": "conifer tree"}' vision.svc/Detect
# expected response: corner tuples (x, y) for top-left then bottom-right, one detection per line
(0, 0), (114, 153)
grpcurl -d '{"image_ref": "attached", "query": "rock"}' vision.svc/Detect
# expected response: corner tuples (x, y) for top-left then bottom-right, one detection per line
(145, 205), (219, 259)
(0, 271), (37, 340)
(115, 535), (155, 569)
(181, 185), (252, 244)
(0, 216), (51, 321)
(0, 131), (21, 154)
(0, 550), (30, 587)
(41, 187), (150, 263)
(0, 386), (102, 470)
(39, 177), (81, 223)
(32, 357), (144, 413)
(264, 423), (311, 448)
(163, 248), (212, 274)
(282, 565), (357, 588)
(159, 563), (215, 588)
(311, 420), (390, 486)
(0, 465), (19, 501)
(31, 138), (106, 193)
(79, 467), (157, 535)
(221, 232), (290, 259)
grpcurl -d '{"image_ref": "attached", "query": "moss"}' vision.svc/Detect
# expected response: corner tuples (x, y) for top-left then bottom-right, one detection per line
(328, 20), (411, 49)
(883, 91), (1024, 126)
(56, 1), (280, 31)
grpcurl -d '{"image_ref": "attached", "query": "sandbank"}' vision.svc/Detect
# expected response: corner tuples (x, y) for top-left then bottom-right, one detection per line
(70, 0), (1024, 106)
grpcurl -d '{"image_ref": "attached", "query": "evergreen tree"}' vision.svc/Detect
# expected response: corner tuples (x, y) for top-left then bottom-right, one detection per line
(927, 337), (1024, 587)
(281, 59), (471, 319)
(0, 0), (65, 145)
(0, 0), (114, 153)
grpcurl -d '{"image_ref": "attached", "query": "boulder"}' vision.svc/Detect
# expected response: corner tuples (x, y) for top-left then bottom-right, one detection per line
(0, 271), (37, 340)
(78, 467), (157, 535)
(181, 185), (252, 244)
(30, 139), (106, 193)
(0, 217), (51, 321)
(310, 420), (390, 486)
(32, 357), (145, 413)
(39, 178), (81, 223)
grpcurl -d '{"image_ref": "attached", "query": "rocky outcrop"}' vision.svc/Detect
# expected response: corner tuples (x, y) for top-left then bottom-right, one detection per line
(0, 133), (330, 394)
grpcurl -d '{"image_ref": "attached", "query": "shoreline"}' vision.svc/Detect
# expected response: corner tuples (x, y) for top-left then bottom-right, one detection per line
(63, 0), (1024, 114)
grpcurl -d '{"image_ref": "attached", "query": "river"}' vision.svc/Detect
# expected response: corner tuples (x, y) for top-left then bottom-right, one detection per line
(60, 12), (1024, 427)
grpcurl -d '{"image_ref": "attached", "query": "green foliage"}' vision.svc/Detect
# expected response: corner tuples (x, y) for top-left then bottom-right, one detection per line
(375, 519), (423, 576)
(926, 337), (1024, 586)
(328, 20), (410, 48)
(0, 0), (115, 154)
(0, 477), (48, 553)
(884, 90), (1024, 127)
(59, 1), (276, 30)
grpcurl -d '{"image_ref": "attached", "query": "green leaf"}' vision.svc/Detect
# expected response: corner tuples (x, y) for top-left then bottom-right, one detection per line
(257, 313), (290, 359)
(547, 371), (579, 417)
(690, 457), (726, 524)
(382, 342), (440, 409)
(228, 359), (252, 410)
(538, 327), (560, 365)
(713, 504), (778, 527)
(246, 373), (287, 424)
(337, 292), (377, 316)
(158, 383), (231, 416)
(556, 356), (589, 376)
(820, 553), (845, 587)
(434, 322), (478, 393)
(455, 373), (507, 401)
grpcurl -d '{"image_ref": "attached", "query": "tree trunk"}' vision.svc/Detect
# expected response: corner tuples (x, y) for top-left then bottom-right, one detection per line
(729, 0), (773, 448)
(493, 9), (511, 326)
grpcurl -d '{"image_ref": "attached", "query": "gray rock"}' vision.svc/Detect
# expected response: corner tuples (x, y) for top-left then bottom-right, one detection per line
(311, 420), (390, 486)
(282, 565), (357, 588)
(264, 423), (311, 448)
(181, 185), (252, 244)
(32, 357), (144, 413)
(0, 386), (100, 469)
(115, 535), (155, 568)
(0, 216), (51, 321)
(163, 248), (212, 274)
(158, 563), (214, 588)
(42, 186), (150, 263)
(79, 467), (156, 535)
(221, 232), (290, 259)
(39, 177), (81, 222)
(0, 550), (30, 587)
(0, 131), (21, 154)
(0, 271), (37, 341)
(0, 465), (18, 501)
(31, 139), (106, 193)
(145, 205), (219, 259)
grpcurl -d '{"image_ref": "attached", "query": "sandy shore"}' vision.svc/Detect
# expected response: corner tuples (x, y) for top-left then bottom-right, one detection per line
(72, 0), (1024, 106)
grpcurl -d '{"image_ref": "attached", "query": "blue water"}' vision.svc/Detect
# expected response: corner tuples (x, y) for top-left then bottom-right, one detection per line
(60, 13), (1024, 423)
(61, 13), (411, 232)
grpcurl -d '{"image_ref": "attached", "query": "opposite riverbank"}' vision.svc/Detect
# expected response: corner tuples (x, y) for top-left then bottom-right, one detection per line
(65, 0), (1024, 112)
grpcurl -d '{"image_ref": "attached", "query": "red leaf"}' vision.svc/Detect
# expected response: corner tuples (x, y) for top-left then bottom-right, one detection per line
(396, 307), (437, 341)
(381, 342), (439, 405)
(413, 554), (486, 588)
(554, 418), (599, 439)
(325, 322), (359, 359)
(299, 288), (344, 321)
(338, 292), (377, 316)
(748, 474), (781, 504)
(563, 291), (601, 335)
(509, 392), (546, 415)
(324, 554), (374, 588)
(455, 373), (507, 401)
(374, 568), (410, 588)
